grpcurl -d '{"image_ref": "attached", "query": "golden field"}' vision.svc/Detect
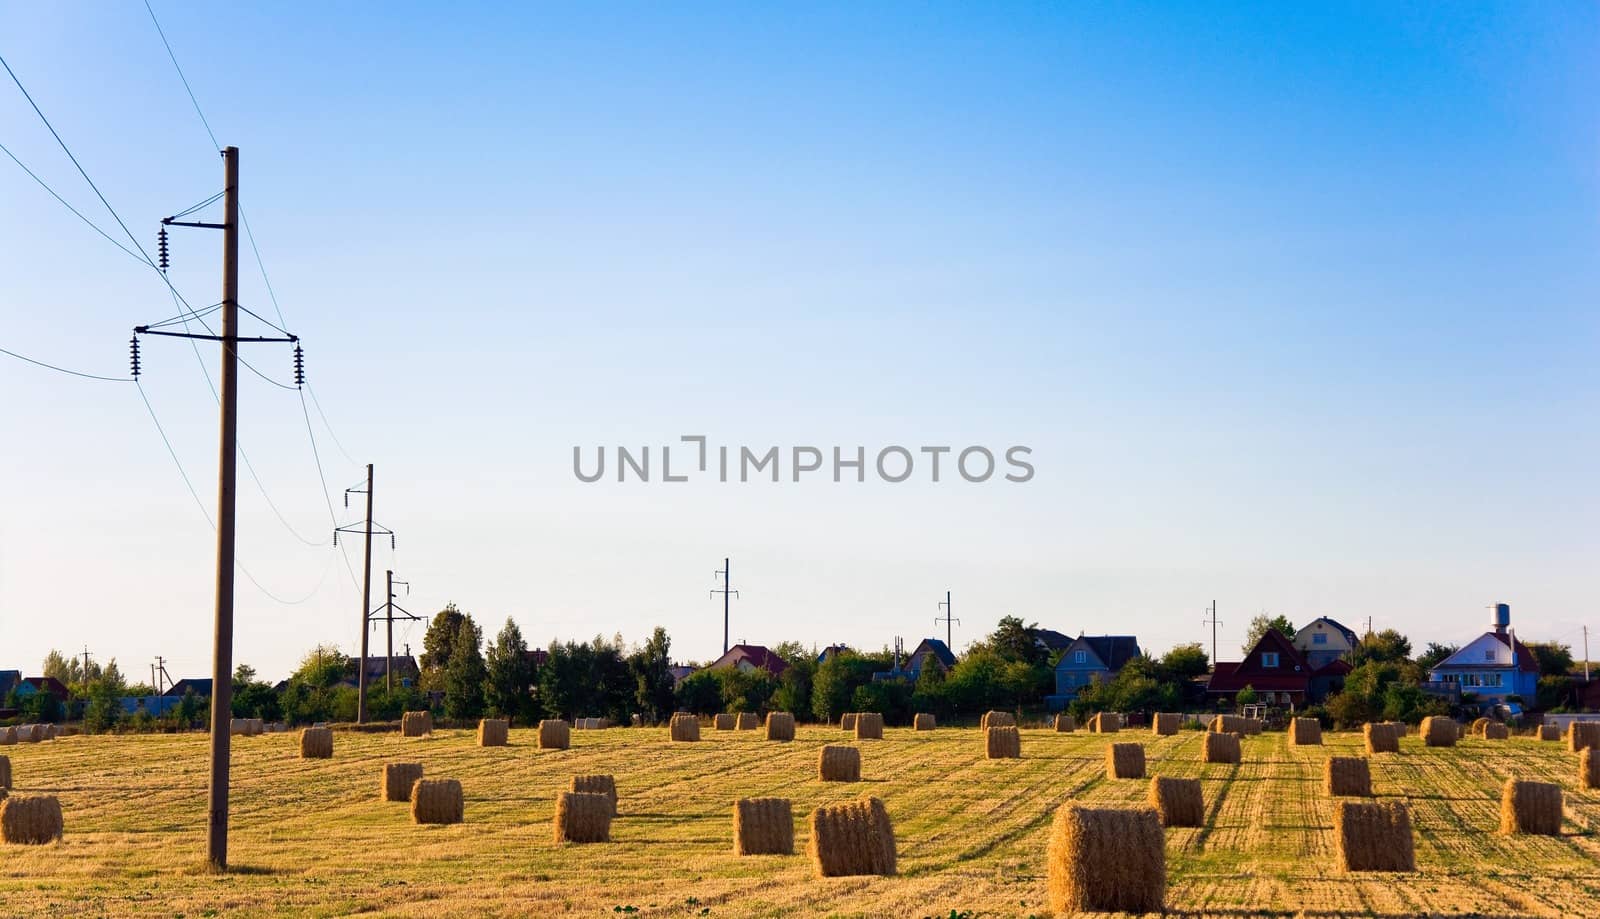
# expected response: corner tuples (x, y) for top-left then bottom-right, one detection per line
(3, 723), (1600, 917)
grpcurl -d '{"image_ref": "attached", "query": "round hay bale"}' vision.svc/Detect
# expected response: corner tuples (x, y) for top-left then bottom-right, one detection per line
(229, 718), (248, 736)
(1289, 717), (1323, 746)
(299, 726), (333, 759)
(669, 712), (700, 742)
(840, 713), (858, 732)
(818, 745), (861, 782)
(807, 796), (895, 877)
(0, 795), (62, 845)
(1148, 776), (1203, 828)
(18, 726), (42, 744)
(0, 727), (14, 746)
(1385, 720), (1408, 738)
(477, 718), (509, 747)
(1107, 742), (1145, 779)
(570, 774), (617, 816)
(1582, 749), (1600, 791)
(1325, 756), (1372, 797)
(381, 762), (423, 802)
(1053, 713), (1076, 733)
(713, 713), (735, 731)
(1420, 716), (1456, 748)
(553, 791), (612, 843)
(736, 712), (760, 731)
(0, 755), (10, 791)
(734, 797), (794, 855)
(1569, 721), (1600, 753)
(1470, 717), (1491, 737)
(986, 725), (1021, 759)
(764, 712), (796, 742)
(912, 713), (936, 732)
(854, 712), (884, 740)
(1482, 722), (1509, 740)
(1501, 779), (1561, 836)
(538, 719), (571, 750)
(400, 710), (433, 738)
(1538, 723), (1561, 741)
(979, 710), (1015, 731)
(1047, 804), (1164, 913)
(1335, 801), (1414, 871)
(1203, 731), (1240, 764)
(1151, 713), (1181, 736)
(1363, 723), (1400, 754)
(1090, 712), (1121, 734)
(410, 778), (463, 825)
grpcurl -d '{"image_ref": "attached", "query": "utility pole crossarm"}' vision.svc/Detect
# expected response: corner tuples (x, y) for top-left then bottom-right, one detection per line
(935, 590), (959, 649)
(710, 558), (739, 656)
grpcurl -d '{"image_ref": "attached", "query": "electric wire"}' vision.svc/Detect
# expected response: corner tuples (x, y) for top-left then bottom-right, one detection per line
(0, 346), (131, 383)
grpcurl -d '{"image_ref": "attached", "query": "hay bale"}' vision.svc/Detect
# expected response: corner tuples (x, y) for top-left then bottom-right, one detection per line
(401, 710), (433, 738)
(734, 797), (794, 855)
(477, 718), (509, 747)
(980, 710), (1015, 730)
(1152, 713), (1181, 736)
(840, 713), (858, 731)
(736, 712), (760, 730)
(229, 718), (248, 736)
(765, 711), (796, 741)
(1054, 713), (1076, 733)
(538, 719), (571, 750)
(1210, 714), (1245, 734)
(1090, 713), (1120, 734)
(819, 745), (861, 782)
(570, 774), (618, 816)
(1335, 801), (1414, 872)
(1582, 749), (1600, 790)
(1539, 723), (1561, 741)
(913, 713), (936, 731)
(1363, 722), (1400, 754)
(808, 796), (896, 877)
(410, 778), (463, 825)
(986, 725), (1021, 759)
(0, 727), (14, 745)
(1482, 722), (1509, 740)
(299, 726), (333, 759)
(1420, 716), (1456, 747)
(1325, 756), (1372, 797)
(0, 755), (9, 791)
(1386, 721), (1408, 738)
(713, 713), (735, 731)
(1203, 731), (1241, 764)
(1501, 779), (1561, 836)
(1289, 717), (1323, 746)
(381, 762), (424, 802)
(0, 795), (62, 845)
(17, 726), (41, 743)
(1569, 721), (1600, 752)
(1107, 742), (1146, 779)
(1470, 716), (1491, 737)
(854, 712), (884, 740)
(553, 791), (611, 843)
(1147, 776), (1203, 828)
(1046, 804), (1165, 914)
(670, 712), (701, 742)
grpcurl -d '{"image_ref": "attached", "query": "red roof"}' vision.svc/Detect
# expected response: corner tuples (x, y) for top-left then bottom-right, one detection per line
(1206, 630), (1312, 694)
(707, 644), (790, 677)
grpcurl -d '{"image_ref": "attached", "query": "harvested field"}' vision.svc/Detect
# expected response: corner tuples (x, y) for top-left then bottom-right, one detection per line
(0, 725), (1598, 915)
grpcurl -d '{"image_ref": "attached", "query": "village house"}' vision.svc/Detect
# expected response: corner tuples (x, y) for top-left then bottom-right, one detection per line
(1047, 635), (1142, 709)
(705, 644), (790, 678)
(1425, 603), (1539, 704)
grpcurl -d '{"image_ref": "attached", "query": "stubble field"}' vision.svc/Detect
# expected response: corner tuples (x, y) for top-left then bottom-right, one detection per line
(3, 723), (1600, 917)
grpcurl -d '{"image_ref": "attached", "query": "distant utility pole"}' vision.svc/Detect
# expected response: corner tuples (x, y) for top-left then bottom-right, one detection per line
(1585, 626), (1591, 682)
(375, 570), (419, 692)
(336, 465), (393, 724)
(152, 656), (172, 695)
(710, 558), (738, 655)
(132, 146), (299, 871)
(80, 645), (93, 680)
(1202, 600), (1222, 666)
(935, 591), (959, 649)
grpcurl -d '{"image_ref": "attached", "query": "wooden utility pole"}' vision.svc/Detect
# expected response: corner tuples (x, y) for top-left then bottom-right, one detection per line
(379, 570), (416, 693)
(1202, 600), (1221, 667)
(206, 144), (240, 872)
(936, 591), (959, 649)
(1585, 626), (1591, 682)
(358, 463), (374, 722)
(710, 558), (738, 655)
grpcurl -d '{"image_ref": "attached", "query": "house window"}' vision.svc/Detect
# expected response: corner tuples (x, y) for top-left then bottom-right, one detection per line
(1312, 633), (1327, 645)
(1485, 649), (1496, 661)
(1073, 650), (1087, 664)
(1262, 652), (1279, 668)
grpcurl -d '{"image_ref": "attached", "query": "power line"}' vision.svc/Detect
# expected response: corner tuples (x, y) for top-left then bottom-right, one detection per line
(142, 0), (220, 150)
(0, 346), (130, 383)
(0, 139), (148, 264)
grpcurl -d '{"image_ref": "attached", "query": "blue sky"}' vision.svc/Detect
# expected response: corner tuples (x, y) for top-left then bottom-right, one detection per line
(2, 2), (1596, 681)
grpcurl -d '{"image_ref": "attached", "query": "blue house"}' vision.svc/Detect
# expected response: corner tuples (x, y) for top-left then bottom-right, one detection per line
(1048, 635), (1141, 709)
(872, 638), (958, 683)
(1426, 604), (1540, 704)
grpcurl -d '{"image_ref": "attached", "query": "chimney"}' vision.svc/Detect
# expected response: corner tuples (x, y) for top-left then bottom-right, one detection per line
(1493, 603), (1511, 636)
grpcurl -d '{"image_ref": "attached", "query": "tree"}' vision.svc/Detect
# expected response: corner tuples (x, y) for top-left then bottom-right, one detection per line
(769, 640), (813, 666)
(442, 617), (487, 719)
(1350, 629), (1412, 666)
(1160, 642), (1210, 680)
(986, 615), (1047, 666)
(628, 626), (676, 723)
(810, 651), (887, 722)
(675, 670), (723, 715)
(1415, 642), (1458, 672)
(484, 618), (535, 723)
(420, 603), (480, 690)
(42, 649), (75, 685)
(718, 667), (776, 714)
(1526, 642), (1574, 677)
(1235, 685), (1258, 706)
(1242, 615), (1295, 653)
(81, 662), (127, 733)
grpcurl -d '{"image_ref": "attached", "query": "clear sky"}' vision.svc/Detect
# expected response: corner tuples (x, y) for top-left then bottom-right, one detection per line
(2, 2), (1596, 683)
